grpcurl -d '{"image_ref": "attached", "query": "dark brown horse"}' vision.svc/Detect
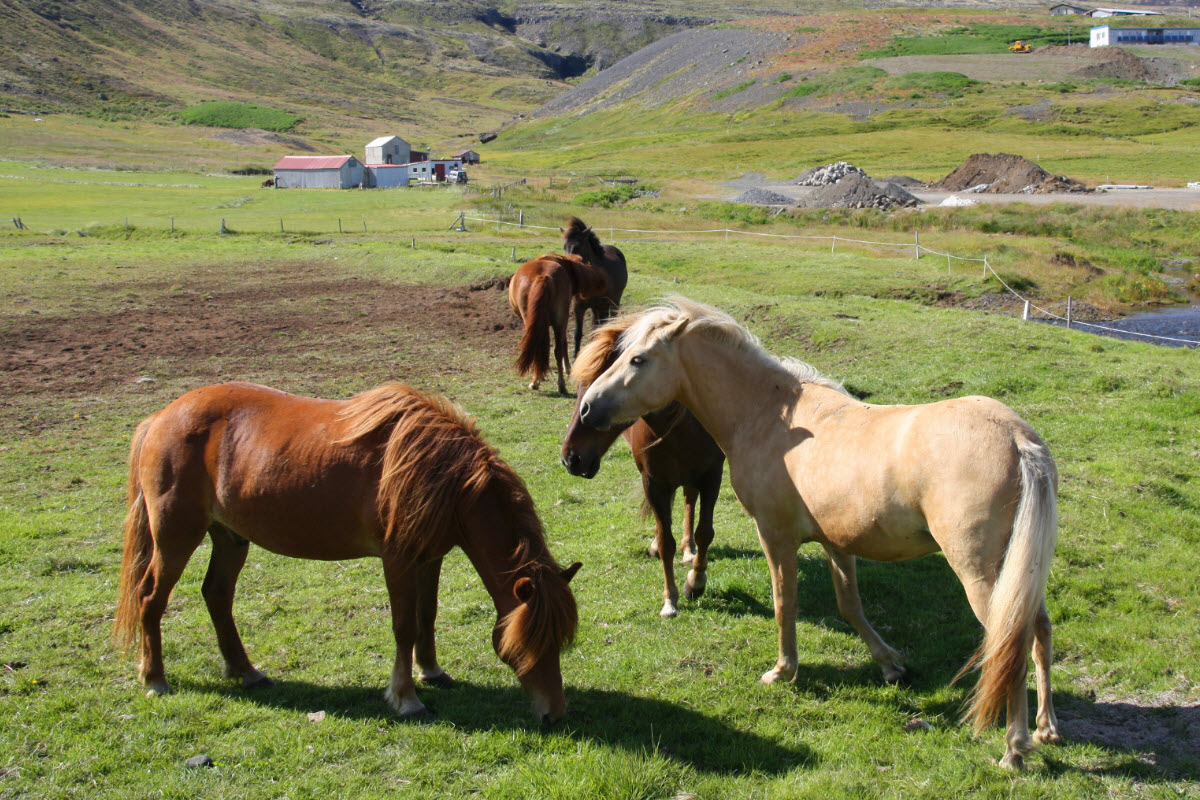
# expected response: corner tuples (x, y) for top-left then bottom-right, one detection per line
(114, 381), (581, 723)
(561, 319), (724, 617)
(562, 217), (628, 357)
(508, 253), (608, 394)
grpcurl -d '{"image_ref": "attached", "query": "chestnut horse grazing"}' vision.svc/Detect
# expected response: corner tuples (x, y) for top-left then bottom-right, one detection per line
(114, 381), (580, 723)
(578, 299), (1059, 769)
(509, 253), (608, 393)
(562, 318), (724, 618)
(562, 217), (628, 357)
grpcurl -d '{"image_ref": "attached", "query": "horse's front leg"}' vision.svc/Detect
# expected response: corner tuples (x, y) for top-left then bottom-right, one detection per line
(413, 557), (455, 689)
(572, 300), (586, 358)
(645, 478), (680, 618)
(823, 546), (906, 683)
(756, 522), (799, 684)
(382, 559), (427, 717)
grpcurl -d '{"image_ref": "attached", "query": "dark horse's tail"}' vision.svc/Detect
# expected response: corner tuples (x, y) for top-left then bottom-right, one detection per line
(515, 275), (552, 384)
(113, 414), (158, 652)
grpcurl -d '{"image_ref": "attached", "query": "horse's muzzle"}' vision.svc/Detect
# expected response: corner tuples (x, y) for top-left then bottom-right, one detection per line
(561, 451), (601, 479)
(578, 400), (612, 431)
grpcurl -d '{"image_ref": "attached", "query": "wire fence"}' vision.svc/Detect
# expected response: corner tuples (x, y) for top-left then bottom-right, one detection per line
(451, 211), (1200, 348)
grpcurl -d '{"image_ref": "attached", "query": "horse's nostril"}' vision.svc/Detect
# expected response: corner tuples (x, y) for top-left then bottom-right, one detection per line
(579, 401), (591, 422)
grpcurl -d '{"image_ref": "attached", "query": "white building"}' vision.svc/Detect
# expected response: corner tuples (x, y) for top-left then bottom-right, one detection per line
(364, 136), (411, 165)
(1090, 25), (1200, 46)
(273, 155), (365, 189)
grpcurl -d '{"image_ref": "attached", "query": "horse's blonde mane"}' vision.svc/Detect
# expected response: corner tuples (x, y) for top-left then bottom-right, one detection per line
(571, 315), (637, 386)
(616, 297), (848, 394)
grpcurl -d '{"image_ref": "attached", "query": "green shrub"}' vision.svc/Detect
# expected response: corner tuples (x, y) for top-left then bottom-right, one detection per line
(1102, 270), (1172, 303)
(714, 81), (756, 100)
(783, 66), (886, 99)
(177, 102), (302, 131)
(885, 71), (979, 94)
(573, 184), (641, 208)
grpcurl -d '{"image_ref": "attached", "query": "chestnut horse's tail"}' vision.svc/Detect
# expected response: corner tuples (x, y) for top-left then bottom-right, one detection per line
(958, 436), (1058, 733)
(515, 275), (552, 383)
(113, 414), (158, 652)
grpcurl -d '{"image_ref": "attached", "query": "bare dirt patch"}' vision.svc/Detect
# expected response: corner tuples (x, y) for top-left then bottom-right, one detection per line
(931, 152), (1089, 195)
(0, 262), (519, 406)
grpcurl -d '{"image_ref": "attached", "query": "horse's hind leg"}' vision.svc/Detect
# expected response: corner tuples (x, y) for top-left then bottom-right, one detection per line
(554, 321), (571, 395)
(823, 547), (906, 683)
(382, 559), (427, 717)
(413, 557), (455, 689)
(573, 300), (586, 357)
(203, 524), (271, 688)
(1032, 601), (1060, 744)
(683, 469), (720, 601)
(138, 501), (208, 696)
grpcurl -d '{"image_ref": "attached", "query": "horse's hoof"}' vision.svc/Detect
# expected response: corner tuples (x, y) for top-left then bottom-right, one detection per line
(659, 602), (678, 618)
(760, 666), (795, 685)
(420, 671), (457, 690)
(998, 752), (1027, 771)
(145, 680), (171, 697)
(243, 671), (274, 689)
(680, 550), (697, 565)
(882, 664), (910, 686)
(648, 540), (660, 559)
(1034, 727), (1061, 745)
(682, 570), (707, 600)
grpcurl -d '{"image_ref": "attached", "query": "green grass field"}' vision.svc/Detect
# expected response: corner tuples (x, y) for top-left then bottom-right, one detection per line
(1, 166), (1197, 797)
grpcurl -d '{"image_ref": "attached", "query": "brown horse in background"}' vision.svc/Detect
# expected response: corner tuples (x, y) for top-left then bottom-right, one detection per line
(562, 319), (725, 618)
(508, 253), (608, 394)
(114, 381), (581, 723)
(562, 217), (628, 357)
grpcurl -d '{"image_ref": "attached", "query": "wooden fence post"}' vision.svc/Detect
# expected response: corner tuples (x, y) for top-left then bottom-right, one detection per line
(1023, 300), (1031, 322)
(220, 218), (226, 234)
(1067, 297), (1073, 329)
(914, 230), (920, 259)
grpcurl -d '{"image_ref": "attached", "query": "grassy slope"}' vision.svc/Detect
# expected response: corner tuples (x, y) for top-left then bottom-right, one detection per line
(0, 200), (1197, 797)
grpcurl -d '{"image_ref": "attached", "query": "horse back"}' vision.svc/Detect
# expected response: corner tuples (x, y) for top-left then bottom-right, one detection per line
(135, 382), (384, 560)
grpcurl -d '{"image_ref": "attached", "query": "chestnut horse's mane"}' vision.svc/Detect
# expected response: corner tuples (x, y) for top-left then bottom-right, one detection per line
(338, 383), (576, 673)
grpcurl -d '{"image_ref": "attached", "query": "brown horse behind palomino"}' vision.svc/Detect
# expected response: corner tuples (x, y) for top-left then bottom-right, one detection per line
(561, 217), (628, 357)
(508, 253), (608, 394)
(113, 381), (581, 723)
(577, 298), (1060, 769)
(562, 318), (724, 618)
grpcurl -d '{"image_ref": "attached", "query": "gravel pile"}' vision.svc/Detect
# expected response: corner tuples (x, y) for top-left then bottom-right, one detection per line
(796, 161), (867, 186)
(798, 173), (919, 210)
(732, 188), (795, 206)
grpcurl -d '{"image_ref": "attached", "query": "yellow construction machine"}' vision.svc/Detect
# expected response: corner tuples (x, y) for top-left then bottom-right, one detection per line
(1009, 40), (1032, 53)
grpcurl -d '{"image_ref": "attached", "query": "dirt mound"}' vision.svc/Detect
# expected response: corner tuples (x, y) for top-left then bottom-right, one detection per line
(931, 152), (1088, 194)
(799, 172), (918, 210)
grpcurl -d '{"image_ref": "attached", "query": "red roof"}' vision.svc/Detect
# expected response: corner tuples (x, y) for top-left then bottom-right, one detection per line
(274, 155), (355, 170)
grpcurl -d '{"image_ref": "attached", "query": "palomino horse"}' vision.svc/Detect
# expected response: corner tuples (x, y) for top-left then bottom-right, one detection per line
(577, 298), (1059, 769)
(508, 253), (608, 394)
(562, 318), (724, 618)
(561, 217), (628, 357)
(114, 381), (581, 723)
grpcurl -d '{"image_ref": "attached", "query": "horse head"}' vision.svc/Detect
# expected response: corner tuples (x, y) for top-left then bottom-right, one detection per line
(561, 318), (637, 477)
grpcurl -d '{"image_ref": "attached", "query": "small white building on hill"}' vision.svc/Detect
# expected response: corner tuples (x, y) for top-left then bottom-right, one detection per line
(365, 136), (411, 165)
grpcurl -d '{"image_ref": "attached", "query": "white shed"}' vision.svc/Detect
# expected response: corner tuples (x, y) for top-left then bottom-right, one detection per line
(273, 155), (365, 189)
(366, 164), (411, 188)
(365, 136), (411, 166)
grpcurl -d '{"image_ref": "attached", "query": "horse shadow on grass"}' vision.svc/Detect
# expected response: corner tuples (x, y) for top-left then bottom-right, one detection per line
(180, 677), (815, 775)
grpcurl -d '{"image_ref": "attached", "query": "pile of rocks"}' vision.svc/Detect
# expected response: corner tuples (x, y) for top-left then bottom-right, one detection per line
(795, 161), (867, 186)
(731, 188), (795, 206)
(798, 172), (919, 210)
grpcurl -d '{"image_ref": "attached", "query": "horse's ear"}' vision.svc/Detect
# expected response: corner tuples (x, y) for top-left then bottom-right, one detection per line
(513, 576), (535, 603)
(663, 317), (690, 341)
(560, 561), (582, 583)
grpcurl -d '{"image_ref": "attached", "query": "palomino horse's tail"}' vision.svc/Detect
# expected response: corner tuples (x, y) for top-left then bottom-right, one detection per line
(959, 437), (1058, 733)
(113, 414), (158, 652)
(515, 275), (552, 383)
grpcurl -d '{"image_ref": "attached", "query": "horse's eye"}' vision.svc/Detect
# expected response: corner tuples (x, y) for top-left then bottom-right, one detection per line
(630, 355), (646, 366)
